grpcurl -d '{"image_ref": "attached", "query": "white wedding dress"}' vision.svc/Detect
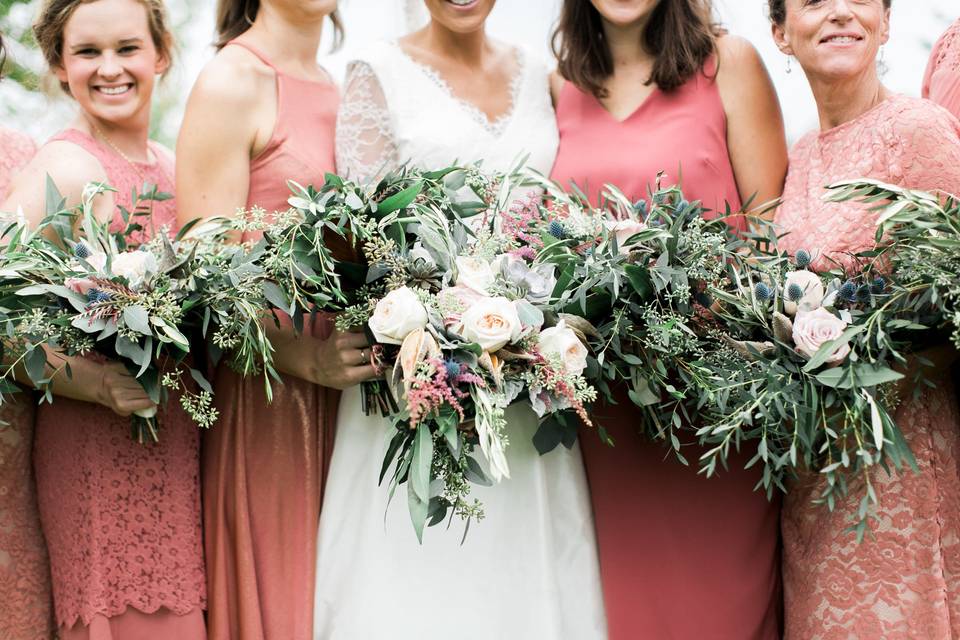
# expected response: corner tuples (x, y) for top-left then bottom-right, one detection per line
(313, 40), (606, 640)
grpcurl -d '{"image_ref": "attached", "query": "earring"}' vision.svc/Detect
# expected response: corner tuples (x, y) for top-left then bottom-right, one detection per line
(786, 56), (793, 74)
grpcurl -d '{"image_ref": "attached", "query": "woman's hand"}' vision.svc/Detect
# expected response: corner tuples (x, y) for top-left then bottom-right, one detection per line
(268, 323), (380, 390)
(306, 329), (381, 390)
(95, 361), (157, 416)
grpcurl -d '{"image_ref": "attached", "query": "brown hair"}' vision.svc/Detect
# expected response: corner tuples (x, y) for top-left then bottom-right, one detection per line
(215, 0), (343, 51)
(552, 0), (722, 97)
(0, 33), (6, 77)
(33, 0), (174, 93)
(768, 0), (892, 24)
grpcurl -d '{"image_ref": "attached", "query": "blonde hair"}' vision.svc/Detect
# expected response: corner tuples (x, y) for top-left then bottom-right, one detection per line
(34, 0), (174, 93)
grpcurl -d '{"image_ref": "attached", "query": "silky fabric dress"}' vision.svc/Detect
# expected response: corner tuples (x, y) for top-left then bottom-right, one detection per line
(32, 128), (206, 640)
(0, 128), (56, 640)
(777, 94), (960, 640)
(923, 18), (960, 118)
(313, 40), (606, 640)
(201, 41), (342, 640)
(549, 59), (781, 640)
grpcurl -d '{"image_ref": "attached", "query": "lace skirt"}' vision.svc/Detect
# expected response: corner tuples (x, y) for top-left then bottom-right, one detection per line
(33, 390), (205, 630)
(783, 377), (960, 639)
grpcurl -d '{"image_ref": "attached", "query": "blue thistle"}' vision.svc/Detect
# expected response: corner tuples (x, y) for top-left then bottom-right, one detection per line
(675, 199), (690, 212)
(838, 281), (858, 303)
(74, 242), (91, 259)
(856, 284), (872, 304)
(754, 282), (774, 301)
(444, 359), (462, 379)
(787, 283), (804, 302)
(871, 277), (886, 294)
(634, 199), (648, 217)
(795, 250), (812, 269)
(86, 288), (112, 304)
(548, 220), (567, 240)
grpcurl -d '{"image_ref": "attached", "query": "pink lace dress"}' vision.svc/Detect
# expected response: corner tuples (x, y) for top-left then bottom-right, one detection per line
(0, 128), (56, 640)
(776, 95), (960, 639)
(32, 129), (206, 640)
(924, 19), (960, 119)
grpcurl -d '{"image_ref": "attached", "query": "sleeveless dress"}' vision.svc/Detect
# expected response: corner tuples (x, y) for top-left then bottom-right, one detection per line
(0, 128), (56, 640)
(923, 19), (960, 119)
(313, 40), (606, 640)
(776, 94), (960, 640)
(32, 129), (206, 640)
(549, 62), (781, 640)
(201, 41), (341, 640)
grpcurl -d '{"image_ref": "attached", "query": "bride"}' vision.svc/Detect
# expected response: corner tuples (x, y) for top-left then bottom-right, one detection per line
(313, 1), (607, 638)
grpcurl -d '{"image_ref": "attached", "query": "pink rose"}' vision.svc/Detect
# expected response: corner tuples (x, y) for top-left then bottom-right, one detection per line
(65, 277), (96, 296)
(792, 307), (851, 366)
(603, 218), (647, 252)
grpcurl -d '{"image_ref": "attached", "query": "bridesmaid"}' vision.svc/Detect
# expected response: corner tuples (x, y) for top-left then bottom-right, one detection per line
(549, 0), (788, 637)
(2, 0), (206, 638)
(176, 2), (373, 638)
(0, 32), (56, 640)
(769, 0), (960, 637)
(923, 17), (960, 118)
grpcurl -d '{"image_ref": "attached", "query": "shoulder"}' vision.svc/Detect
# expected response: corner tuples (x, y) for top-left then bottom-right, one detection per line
(27, 137), (107, 190)
(884, 95), (960, 142)
(0, 128), (36, 156)
(186, 45), (274, 112)
(549, 69), (565, 106)
(715, 34), (767, 85)
(788, 130), (820, 162)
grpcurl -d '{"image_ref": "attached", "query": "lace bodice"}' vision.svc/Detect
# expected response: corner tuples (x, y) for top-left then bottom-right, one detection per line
(0, 128), (36, 200)
(335, 40), (558, 181)
(776, 94), (960, 269)
(924, 19), (960, 118)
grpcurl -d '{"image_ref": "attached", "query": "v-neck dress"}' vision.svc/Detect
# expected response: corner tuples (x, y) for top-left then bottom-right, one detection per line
(314, 40), (606, 640)
(549, 62), (780, 640)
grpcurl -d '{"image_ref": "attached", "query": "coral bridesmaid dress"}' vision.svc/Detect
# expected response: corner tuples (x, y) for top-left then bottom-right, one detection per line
(550, 58), (781, 640)
(776, 94), (960, 639)
(32, 129), (206, 640)
(201, 41), (343, 640)
(0, 128), (56, 640)
(923, 18), (960, 118)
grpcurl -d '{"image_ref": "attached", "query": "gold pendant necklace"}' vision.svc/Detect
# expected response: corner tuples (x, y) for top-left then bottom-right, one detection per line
(91, 122), (149, 185)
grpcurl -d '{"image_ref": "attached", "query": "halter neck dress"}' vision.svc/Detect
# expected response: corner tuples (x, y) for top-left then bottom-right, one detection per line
(923, 18), (960, 118)
(200, 40), (343, 640)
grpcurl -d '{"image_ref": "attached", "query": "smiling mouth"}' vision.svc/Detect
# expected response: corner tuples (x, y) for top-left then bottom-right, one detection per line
(447, 0), (479, 7)
(94, 84), (134, 96)
(820, 35), (863, 44)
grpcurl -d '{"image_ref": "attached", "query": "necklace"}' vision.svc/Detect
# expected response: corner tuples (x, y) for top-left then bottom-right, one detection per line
(91, 122), (149, 184)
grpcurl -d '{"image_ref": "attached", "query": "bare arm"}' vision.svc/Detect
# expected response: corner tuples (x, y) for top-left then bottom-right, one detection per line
(716, 35), (788, 220)
(549, 69), (565, 110)
(177, 51), (377, 389)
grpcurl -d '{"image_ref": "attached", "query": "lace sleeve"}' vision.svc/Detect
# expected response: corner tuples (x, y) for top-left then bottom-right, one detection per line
(893, 103), (960, 198)
(335, 61), (400, 182)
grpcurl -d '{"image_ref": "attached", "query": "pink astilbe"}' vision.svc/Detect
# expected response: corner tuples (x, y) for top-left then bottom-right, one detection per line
(500, 195), (545, 249)
(407, 357), (467, 427)
(530, 349), (593, 428)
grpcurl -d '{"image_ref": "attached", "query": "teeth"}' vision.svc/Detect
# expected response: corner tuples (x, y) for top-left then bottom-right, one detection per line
(825, 36), (857, 43)
(448, 0), (475, 5)
(98, 85), (131, 95)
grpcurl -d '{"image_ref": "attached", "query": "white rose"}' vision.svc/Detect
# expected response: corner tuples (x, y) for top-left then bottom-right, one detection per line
(368, 286), (429, 345)
(455, 256), (496, 295)
(603, 218), (647, 252)
(111, 250), (158, 290)
(783, 269), (825, 316)
(460, 296), (522, 352)
(538, 321), (588, 376)
(792, 307), (851, 366)
(81, 249), (108, 273)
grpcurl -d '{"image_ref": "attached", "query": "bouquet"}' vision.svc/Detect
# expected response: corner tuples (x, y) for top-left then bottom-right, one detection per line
(514, 173), (758, 462)
(0, 182), (270, 441)
(699, 241), (930, 536)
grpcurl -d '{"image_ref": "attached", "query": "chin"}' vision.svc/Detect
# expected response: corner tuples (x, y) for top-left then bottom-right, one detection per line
(590, 0), (659, 27)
